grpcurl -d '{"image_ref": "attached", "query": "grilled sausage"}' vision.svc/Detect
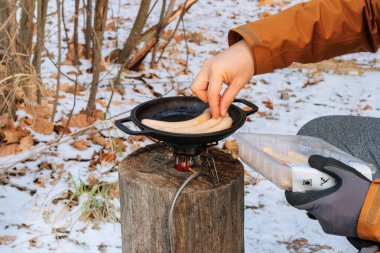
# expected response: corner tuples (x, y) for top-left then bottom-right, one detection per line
(142, 109), (211, 129)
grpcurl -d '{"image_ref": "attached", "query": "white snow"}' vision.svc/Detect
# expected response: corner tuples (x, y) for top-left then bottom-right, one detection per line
(0, 0), (379, 252)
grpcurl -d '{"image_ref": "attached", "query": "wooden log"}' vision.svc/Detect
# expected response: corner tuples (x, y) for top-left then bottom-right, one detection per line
(119, 143), (244, 253)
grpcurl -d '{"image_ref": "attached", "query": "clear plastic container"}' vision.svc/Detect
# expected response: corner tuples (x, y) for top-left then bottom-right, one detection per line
(236, 134), (378, 192)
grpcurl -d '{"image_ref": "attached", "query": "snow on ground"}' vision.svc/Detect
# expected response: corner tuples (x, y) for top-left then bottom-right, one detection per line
(1, 0), (380, 252)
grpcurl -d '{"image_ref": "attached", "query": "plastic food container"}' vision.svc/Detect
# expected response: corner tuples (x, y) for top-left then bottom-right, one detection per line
(236, 134), (378, 192)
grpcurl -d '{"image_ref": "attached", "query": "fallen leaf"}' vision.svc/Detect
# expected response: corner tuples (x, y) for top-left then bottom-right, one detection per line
(90, 135), (106, 147)
(99, 152), (116, 164)
(71, 139), (90, 151)
(105, 22), (116, 31)
(363, 104), (373, 110)
(127, 135), (146, 143)
(19, 135), (34, 151)
(259, 0), (275, 6)
(22, 118), (54, 135)
(223, 140), (239, 159)
(33, 177), (46, 188)
(1, 129), (19, 144)
(0, 113), (11, 128)
(52, 227), (68, 234)
(62, 113), (95, 128)
(262, 99), (274, 110)
(87, 173), (99, 186)
(0, 144), (19, 156)
(0, 235), (16, 245)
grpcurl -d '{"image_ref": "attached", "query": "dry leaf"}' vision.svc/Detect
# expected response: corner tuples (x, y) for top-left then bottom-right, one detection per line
(19, 135), (34, 151)
(62, 113), (95, 128)
(223, 140), (239, 159)
(91, 135), (106, 147)
(0, 113), (11, 128)
(71, 139), (90, 151)
(0, 235), (16, 245)
(87, 173), (99, 186)
(24, 118), (54, 135)
(111, 101), (126, 106)
(363, 104), (373, 110)
(99, 152), (116, 164)
(96, 99), (107, 108)
(262, 99), (274, 110)
(33, 177), (46, 188)
(2, 129), (19, 144)
(0, 144), (19, 156)
(127, 135), (146, 143)
(259, 0), (275, 6)
(105, 22), (116, 31)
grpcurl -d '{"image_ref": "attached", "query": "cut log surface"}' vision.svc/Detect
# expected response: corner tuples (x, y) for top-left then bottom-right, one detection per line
(119, 143), (244, 253)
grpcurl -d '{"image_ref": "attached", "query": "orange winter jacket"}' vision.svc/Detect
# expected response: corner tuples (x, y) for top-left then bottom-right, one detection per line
(228, 0), (380, 244)
(228, 0), (380, 75)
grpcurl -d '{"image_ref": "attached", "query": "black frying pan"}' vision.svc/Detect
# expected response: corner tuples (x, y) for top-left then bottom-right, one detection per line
(115, 96), (258, 145)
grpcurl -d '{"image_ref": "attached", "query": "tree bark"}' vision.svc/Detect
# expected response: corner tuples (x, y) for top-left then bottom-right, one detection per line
(0, 0), (17, 119)
(119, 144), (245, 253)
(33, 0), (48, 104)
(117, 0), (151, 63)
(18, 0), (36, 101)
(85, 0), (108, 116)
(51, 0), (62, 122)
(73, 0), (80, 65)
(84, 0), (92, 59)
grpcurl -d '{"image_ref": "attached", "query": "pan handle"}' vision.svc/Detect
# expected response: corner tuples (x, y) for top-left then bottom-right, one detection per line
(233, 98), (259, 116)
(115, 117), (151, 136)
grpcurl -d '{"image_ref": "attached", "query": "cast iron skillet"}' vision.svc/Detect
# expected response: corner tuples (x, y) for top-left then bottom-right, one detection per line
(115, 96), (258, 145)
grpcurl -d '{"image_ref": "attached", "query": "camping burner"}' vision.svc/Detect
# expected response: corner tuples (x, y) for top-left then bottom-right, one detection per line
(172, 143), (220, 184)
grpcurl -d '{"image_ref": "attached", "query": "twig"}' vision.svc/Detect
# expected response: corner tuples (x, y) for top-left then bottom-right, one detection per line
(56, 74), (78, 143)
(181, 18), (189, 72)
(51, 0), (62, 122)
(157, 0), (189, 64)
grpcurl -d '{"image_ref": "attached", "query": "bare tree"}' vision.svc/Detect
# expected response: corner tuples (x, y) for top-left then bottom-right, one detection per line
(19, 0), (36, 100)
(51, 0), (62, 121)
(33, 0), (49, 104)
(117, 0), (151, 63)
(84, 0), (92, 59)
(86, 0), (109, 116)
(73, 0), (81, 65)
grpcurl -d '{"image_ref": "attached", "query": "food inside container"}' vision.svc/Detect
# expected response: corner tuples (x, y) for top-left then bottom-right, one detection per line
(236, 134), (378, 192)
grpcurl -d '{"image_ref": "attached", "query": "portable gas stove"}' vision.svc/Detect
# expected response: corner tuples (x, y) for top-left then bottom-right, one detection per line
(115, 96), (258, 185)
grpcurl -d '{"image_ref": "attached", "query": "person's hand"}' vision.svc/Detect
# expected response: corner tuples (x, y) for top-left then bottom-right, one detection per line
(286, 155), (379, 252)
(190, 40), (255, 119)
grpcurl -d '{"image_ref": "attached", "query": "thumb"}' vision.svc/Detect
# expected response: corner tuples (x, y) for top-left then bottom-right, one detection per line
(309, 155), (370, 182)
(220, 80), (243, 117)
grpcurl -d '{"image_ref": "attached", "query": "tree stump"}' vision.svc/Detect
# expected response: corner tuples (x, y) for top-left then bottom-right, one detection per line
(119, 143), (244, 253)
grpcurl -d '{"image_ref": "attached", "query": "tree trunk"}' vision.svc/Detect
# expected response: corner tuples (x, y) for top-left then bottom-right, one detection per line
(85, 0), (108, 116)
(119, 144), (245, 253)
(117, 0), (151, 63)
(0, 0), (17, 119)
(84, 0), (92, 59)
(19, 0), (36, 101)
(73, 0), (80, 65)
(19, 0), (35, 56)
(33, 0), (48, 104)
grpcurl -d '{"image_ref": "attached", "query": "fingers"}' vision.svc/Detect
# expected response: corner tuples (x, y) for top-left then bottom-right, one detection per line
(220, 80), (243, 117)
(190, 62), (210, 103)
(207, 72), (224, 119)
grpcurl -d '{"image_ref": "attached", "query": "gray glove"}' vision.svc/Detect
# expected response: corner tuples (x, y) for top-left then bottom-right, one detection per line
(285, 155), (380, 253)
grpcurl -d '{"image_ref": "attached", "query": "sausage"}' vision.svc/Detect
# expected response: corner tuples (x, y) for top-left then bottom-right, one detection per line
(142, 109), (210, 129)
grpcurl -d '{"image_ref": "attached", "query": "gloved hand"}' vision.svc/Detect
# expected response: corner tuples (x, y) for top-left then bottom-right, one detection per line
(285, 155), (379, 252)
(190, 40), (255, 119)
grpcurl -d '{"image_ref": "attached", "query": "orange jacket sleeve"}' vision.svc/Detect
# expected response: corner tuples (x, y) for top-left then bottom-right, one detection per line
(358, 179), (380, 242)
(228, 0), (380, 75)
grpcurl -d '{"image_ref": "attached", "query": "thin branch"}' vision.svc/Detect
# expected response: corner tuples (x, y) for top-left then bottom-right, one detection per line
(51, 0), (62, 122)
